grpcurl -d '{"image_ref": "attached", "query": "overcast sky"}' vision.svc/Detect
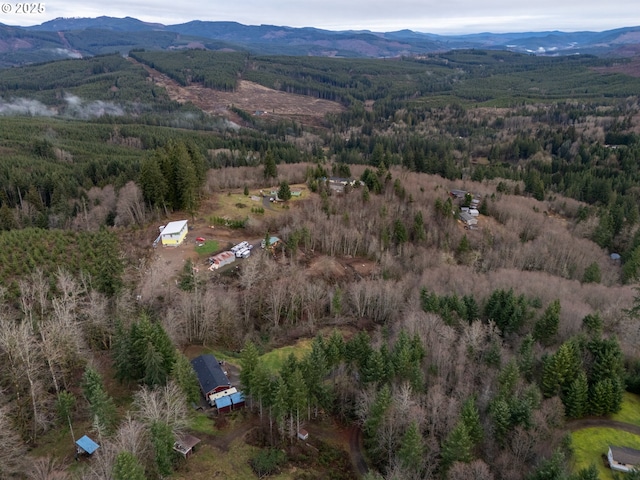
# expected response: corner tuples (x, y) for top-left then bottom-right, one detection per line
(2, 0), (640, 34)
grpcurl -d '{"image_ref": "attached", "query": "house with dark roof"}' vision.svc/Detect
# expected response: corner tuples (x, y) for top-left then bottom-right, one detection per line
(608, 445), (640, 473)
(191, 354), (231, 402)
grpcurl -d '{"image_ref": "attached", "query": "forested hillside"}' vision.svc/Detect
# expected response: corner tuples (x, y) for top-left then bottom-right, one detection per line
(0, 49), (639, 480)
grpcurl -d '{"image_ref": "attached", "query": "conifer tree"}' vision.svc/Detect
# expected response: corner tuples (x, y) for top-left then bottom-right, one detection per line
(441, 422), (474, 472)
(533, 299), (561, 346)
(278, 181), (292, 201)
(150, 421), (175, 477)
(565, 371), (589, 418)
(112, 451), (146, 480)
(263, 150), (278, 179)
(398, 421), (424, 472)
(170, 352), (200, 405)
(240, 341), (260, 396)
(460, 397), (483, 446)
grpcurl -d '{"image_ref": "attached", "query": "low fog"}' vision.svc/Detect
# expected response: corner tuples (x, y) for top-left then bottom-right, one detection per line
(0, 94), (125, 119)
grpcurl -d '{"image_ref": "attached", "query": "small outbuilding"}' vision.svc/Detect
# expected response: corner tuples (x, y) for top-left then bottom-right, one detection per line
(215, 395), (233, 413)
(209, 251), (236, 270)
(160, 220), (188, 247)
(608, 445), (640, 473)
(173, 434), (201, 458)
(191, 354), (231, 400)
(297, 429), (309, 441)
(230, 391), (246, 410)
(76, 435), (100, 457)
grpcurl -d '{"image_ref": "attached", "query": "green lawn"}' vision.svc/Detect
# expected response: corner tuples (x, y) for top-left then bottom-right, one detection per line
(610, 392), (640, 427)
(571, 428), (640, 480)
(211, 339), (313, 375)
(258, 339), (313, 374)
(194, 240), (219, 257)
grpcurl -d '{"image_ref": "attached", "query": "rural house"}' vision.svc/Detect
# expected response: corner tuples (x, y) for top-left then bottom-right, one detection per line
(160, 220), (188, 247)
(459, 211), (478, 227)
(608, 445), (640, 473)
(191, 354), (231, 400)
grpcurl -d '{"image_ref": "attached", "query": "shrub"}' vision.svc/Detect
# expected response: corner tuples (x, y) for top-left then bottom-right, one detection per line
(249, 448), (286, 477)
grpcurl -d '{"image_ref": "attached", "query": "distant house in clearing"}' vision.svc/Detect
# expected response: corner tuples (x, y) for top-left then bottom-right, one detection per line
(261, 236), (281, 249)
(160, 220), (188, 247)
(459, 211), (478, 227)
(608, 445), (640, 473)
(191, 354), (231, 401)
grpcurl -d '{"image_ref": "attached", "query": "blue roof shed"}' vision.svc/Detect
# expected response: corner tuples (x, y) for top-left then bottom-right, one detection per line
(76, 435), (100, 455)
(215, 395), (232, 411)
(230, 391), (245, 405)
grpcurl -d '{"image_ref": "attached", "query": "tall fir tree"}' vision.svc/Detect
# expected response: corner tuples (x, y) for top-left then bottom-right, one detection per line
(112, 451), (146, 480)
(263, 150), (278, 179)
(171, 352), (201, 405)
(398, 421), (424, 473)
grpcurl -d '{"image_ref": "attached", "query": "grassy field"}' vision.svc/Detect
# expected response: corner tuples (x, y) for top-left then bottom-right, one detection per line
(211, 338), (313, 374)
(571, 428), (640, 479)
(194, 240), (220, 257)
(257, 339), (313, 374)
(610, 393), (640, 427)
(210, 185), (308, 221)
(170, 436), (304, 480)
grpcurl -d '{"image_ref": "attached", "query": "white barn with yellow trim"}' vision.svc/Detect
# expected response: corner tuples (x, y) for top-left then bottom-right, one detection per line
(160, 220), (188, 247)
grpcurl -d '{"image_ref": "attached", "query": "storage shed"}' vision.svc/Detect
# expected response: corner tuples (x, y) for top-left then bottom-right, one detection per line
(191, 354), (231, 400)
(608, 445), (640, 473)
(76, 435), (100, 457)
(230, 391), (245, 409)
(160, 220), (188, 247)
(215, 395), (233, 413)
(209, 251), (236, 270)
(173, 434), (201, 458)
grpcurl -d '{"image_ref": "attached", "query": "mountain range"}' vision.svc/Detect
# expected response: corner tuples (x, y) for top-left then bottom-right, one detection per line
(1, 16), (640, 67)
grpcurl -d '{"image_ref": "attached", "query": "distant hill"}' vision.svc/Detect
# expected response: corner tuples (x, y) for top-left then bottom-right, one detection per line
(1, 16), (640, 66)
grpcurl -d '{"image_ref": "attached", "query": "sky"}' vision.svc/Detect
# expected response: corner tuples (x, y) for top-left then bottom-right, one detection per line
(1, 0), (640, 34)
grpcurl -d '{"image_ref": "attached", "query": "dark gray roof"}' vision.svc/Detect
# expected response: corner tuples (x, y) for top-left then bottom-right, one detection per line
(191, 354), (230, 396)
(610, 446), (640, 465)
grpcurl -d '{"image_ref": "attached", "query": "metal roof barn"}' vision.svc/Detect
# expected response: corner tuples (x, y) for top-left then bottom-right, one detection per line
(191, 354), (231, 399)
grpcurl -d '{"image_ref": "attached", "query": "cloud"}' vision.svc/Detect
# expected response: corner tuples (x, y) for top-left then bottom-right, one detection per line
(9, 0), (640, 33)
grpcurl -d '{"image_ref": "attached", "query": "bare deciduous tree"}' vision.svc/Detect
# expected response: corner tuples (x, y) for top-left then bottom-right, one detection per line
(132, 381), (189, 435)
(26, 455), (70, 480)
(115, 181), (147, 227)
(0, 405), (27, 478)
